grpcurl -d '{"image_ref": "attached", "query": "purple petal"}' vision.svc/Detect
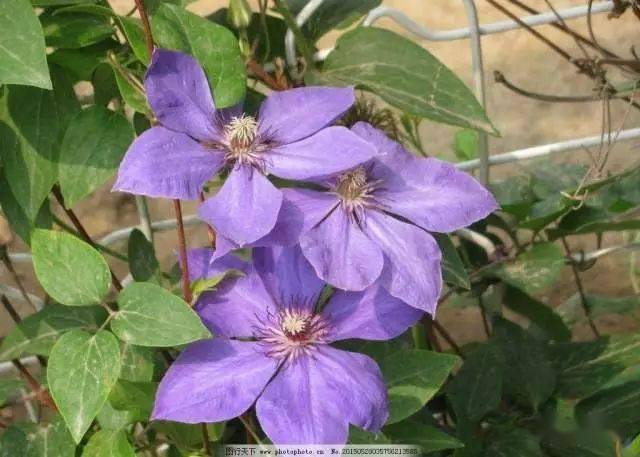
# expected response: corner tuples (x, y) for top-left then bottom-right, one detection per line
(352, 122), (498, 232)
(266, 127), (376, 180)
(184, 248), (249, 282)
(152, 339), (279, 423)
(258, 86), (355, 143)
(256, 188), (339, 247)
(256, 347), (387, 444)
(113, 126), (222, 200)
(300, 208), (383, 291)
(253, 245), (324, 310)
(145, 49), (220, 142)
(195, 266), (277, 338)
(315, 347), (388, 433)
(365, 212), (442, 315)
(323, 285), (422, 342)
(199, 166), (283, 245)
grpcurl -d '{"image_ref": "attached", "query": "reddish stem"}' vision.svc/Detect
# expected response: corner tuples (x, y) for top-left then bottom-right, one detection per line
(134, 0), (154, 59)
(12, 360), (57, 411)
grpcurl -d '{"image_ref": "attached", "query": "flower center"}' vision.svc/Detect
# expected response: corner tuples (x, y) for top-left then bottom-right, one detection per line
(224, 114), (258, 155)
(334, 166), (382, 219)
(223, 114), (261, 165)
(336, 166), (369, 202)
(282, 312), (308, 337)
(255, 308), (329, 360)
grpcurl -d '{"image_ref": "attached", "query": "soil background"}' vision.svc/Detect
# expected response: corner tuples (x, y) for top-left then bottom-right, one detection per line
(2, 0), (640, 346)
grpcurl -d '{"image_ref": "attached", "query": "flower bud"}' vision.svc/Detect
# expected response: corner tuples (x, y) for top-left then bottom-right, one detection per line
(227, 0), (252, 31)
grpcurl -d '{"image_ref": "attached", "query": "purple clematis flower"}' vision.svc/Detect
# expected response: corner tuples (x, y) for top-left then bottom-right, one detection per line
(113, 49), (375, 246)
(250, 122), (498, 315)
(152, 246), (422, 444)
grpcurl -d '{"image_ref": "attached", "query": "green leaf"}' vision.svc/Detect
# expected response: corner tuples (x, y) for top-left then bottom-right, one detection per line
(494, 318), (556, 410)
(112, 282), (211, 347)
(118, 17), (150, 64)
(41, 12), (114, 49)
(0, 174), (52, 245)
(485, 429), (543, 457)
(82, 429), (135, 457)
(153, 422), (226, 451)
(111, 65), (151, 114)
(32, 229), (112, 306)
(308, 27), (496, 134)
(542, 429), (618, 457)
(109, 380), (157, 422)
(33, 0), (97, 5)
(384, 421), (463, 453)
(0, 426), (28, 457)
(453, 129), (479, 161)
(576, 380), (640, 440)
(120, 343), (156, 382)
(58, 106), (134, 206)
(550, 205), (640, 238)
(448, 341), (504, 422)
(96, 401), (136, 431)
(435, 233), (470, 290)
(0, 66), (79, 220)
(0, 379), (23, 406)
(0, 414), (76, 457)
(558, 294), (640, 327)
(550, 334), (640, 398)
(503, 286), (571, 342)
(0, 0), (51, 89)
(152, 3), (246, 108)
(127, 229), (161, 284)
(287, 0), (381, 41)
(348, 427), (391, 444)
(191, 269), (243, 301)
(379, 349), (458, 424)
(494, 242), (564, 294)
(48, 330), (122, 443)
(490, 175), (536, 219)
(47, 40), (116, 82)
(0, 304), (107, 361)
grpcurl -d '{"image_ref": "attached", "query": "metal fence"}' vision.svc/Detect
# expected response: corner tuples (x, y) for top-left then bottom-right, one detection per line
(2, 0), (640, 378)
(4, 1), (640, 305)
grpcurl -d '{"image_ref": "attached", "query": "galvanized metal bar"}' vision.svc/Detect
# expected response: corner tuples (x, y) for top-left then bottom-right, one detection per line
(457, 127), (640, 170)
(461, 0), (490, 185)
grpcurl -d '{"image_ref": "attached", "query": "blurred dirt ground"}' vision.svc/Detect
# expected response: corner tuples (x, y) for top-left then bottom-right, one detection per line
(2, 1), (640, 345)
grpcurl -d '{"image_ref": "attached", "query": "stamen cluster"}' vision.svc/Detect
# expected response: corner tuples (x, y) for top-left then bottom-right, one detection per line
(334, 166), (383, 220)
(255, 307), (329, 361)
(221, 114), (269, 168)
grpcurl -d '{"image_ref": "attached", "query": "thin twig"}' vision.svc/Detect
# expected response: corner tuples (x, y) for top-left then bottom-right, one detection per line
(431, 320), (465, 359)
(0, 250), (36, 311)
(239, 414), (262, 444)
(134, 0), (154, 58)
(247, 58), (285, 90)
(173, 200), (193, 305)
(51, 186), (123, 291)
(1, 294), (21, 324)
(12, 360), (56, 411)
(477, 296), (491, 338)
(494, 70), (619, 103)
(560, 237), (600, 338)
(487, 0), (640, 111)
(201, 423), (211, 456)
